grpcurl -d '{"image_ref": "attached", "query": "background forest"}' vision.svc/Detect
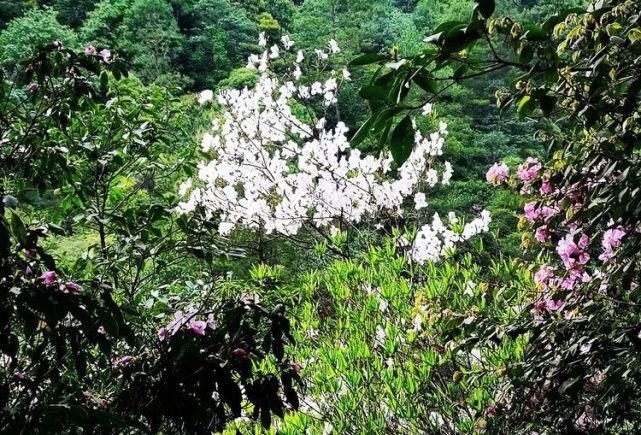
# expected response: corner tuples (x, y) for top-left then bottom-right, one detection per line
(3, 0), (641, 433)
(0, 0), (564, 261)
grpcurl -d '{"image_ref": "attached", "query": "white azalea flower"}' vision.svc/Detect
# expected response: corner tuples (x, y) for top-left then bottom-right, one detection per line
(197, 89), (213, 105)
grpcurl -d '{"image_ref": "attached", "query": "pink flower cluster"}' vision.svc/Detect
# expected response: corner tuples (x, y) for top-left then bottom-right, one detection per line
(39, 270), (57, 286)
(485, 162), (509, 186)
(38, 271), (83, 294)
(85, 45), (111, 62)
(158, 310), (216, 340)
(598, 226), (626, 263)
(487, 152), (634, 320)
(556, 234), (590, 270)
(488, 124), (639, 330)
(516, 157), (541, 182)
(523, 201), (559, 224)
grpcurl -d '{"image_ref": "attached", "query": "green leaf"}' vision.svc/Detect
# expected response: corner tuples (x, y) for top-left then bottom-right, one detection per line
(442, 25), (469, 53)
(9, 211), (27, 245)
(433, 20), (466, 34)
(99, 71), (109, 93)
(539, 94), (556, 116)
(359, 85), (387, 101)
(474, 0), (495, 19)
(519, 45), (535, 64)
(373, 107), (403, 133)
(349, 53), (388, 66)
(523, 24), (548, 42)
(350, 114), (376, 146)
(517, 95), (535, 119)
(558, 377), (580, 394)
(413, 74), (438, 93)
(390, 116), (414, 164)
(378, 118), (393, 150)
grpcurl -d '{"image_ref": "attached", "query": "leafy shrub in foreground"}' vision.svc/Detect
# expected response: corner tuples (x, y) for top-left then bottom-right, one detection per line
(354, 0), (641, 430)
(1, 44), (299, 433)
(234, 239), (533, 434)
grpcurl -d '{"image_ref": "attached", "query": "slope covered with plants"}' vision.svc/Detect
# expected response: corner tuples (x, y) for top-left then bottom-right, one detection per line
(2, 0), (640, 433)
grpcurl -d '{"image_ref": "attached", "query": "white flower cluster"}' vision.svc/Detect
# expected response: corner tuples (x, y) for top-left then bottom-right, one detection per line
(178, 36), (489, 262)
(410, 210), (491, 264)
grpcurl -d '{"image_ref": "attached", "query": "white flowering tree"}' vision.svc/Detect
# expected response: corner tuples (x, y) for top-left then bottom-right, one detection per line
(177, 34), (490, 263)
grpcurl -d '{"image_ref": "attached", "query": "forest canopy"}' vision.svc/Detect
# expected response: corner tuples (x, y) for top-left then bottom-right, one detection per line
(2, 0), (641, 433)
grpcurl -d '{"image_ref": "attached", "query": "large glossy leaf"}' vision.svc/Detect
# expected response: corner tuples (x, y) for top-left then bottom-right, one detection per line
(474, 0), (495, 20)
(390, 116), (414, 164)
(349, 53), (388, 66)
(359, 85), (387, 101)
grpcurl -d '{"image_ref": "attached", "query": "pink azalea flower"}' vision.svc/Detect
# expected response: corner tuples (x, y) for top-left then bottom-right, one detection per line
(99, 49), (111, 62)
(232, 348), (247, 357)
(534, 226), (550, 242)
(206, 313), (216, 330)
(39, 271), (57, 286)
(484, 403), (497, 418)
(532, 300), (545, 320)
(63, 281), (82, 294)
(556, 235), (579, 269)
(293, 363), (302, 375)
(599, 226), (626, 263)
(598, 280), (608, 294)
(545, 299), (565, 311)
(541, 205), (559, 220)
(540, 182), (553, 195)
(524, 201), (540, 222)
(167, 311), (187, 334)
(157, 327), (167, 341)
(534, 265), (554, 286)
(85, 45), (96, 55)
(190, 320), (207, 336)
(517, 157), (541, 182)
(578, 252), (590, 265)
(577, 234), (590, 250)
(567, 192), (582, 203)
(575, 405), (599, 430)
(561, 276), (577, 290)
(485, 162), (509, 186)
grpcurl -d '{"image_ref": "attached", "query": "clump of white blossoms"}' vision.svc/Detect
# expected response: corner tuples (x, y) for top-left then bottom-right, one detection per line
(410, 211), (491, 264)
(177, 34), (489, 263)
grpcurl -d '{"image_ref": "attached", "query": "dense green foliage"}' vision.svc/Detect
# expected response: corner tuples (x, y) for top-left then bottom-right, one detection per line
(0, 1), (549, 250)
(4, 0), (641, 433)
(0, 45), (299, 432)
(355, 0), (641, 431)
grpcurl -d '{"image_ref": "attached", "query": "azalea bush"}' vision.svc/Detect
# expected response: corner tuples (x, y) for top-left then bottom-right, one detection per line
(354, 0), (641, 431)
(0, 205), (131, 432)
(178, 34), (491, 264)
(1, 44), (300, 433)
(113, 294), (300, 433)
(7, 2), (641, 433)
